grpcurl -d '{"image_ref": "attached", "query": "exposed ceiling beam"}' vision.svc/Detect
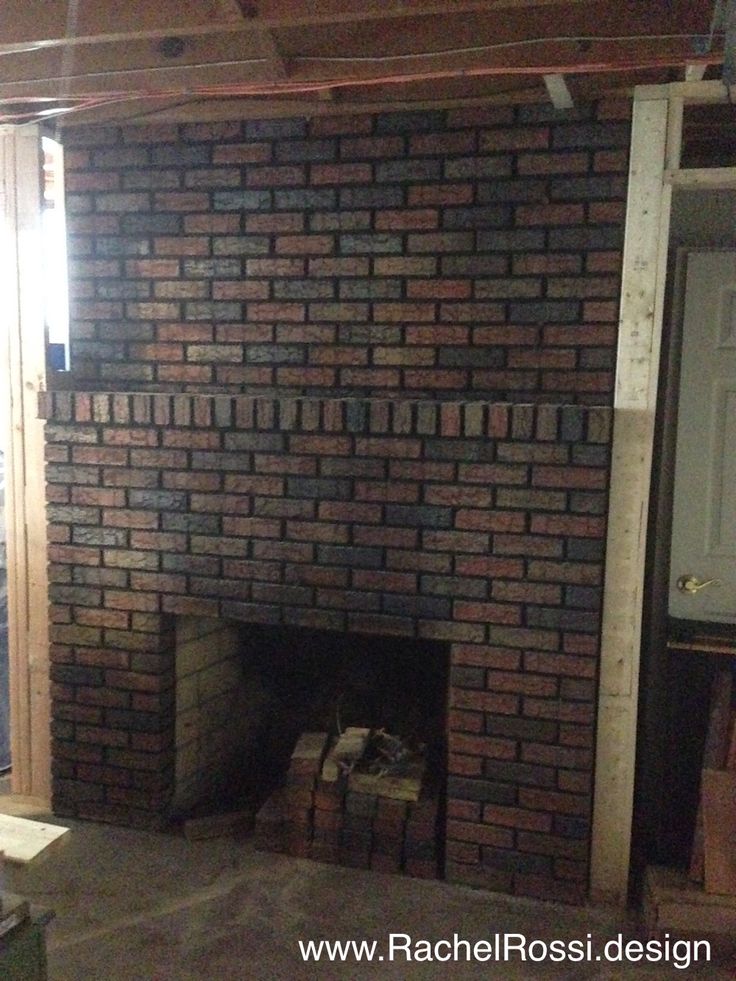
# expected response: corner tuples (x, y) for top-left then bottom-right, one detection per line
(685, 62), (708, 81)
(543, 73), (574, 108)
(0, 0), (595, 52)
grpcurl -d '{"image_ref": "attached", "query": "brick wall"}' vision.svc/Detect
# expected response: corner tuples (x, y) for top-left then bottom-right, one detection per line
(62, 101), (630, 403)
(42, 391), (611, 903)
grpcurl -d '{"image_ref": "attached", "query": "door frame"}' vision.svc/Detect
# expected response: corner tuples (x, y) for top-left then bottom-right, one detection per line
(0, 124), (50, 804)
(590, 81), (736, 903)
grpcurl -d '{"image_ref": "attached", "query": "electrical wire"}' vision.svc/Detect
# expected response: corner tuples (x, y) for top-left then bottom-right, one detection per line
(293, 33), (722, 63)
(0, 30), (721, 124)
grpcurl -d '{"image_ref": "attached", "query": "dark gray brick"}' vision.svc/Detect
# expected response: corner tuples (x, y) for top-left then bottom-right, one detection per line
(376, 110), (445, 133)
(339, 233), (402, 255)
(385, 505), (452, 528)
(477, 229), (545, 251)
(287, 477), (351, 499)
(571, 445), (609, 467)
(213, 190), (271, 211)
(483, 760), (555, 787)
(554, 815), (590, 839)
(444, 156), (513, 179)
(96, 281), (151, 300)
(120, 214), (182, 235)
(339, 186), (404, 208)
(382, 594), (451, 619)
(450, 665), (485, 689)
(273, 280), (334, 300)
(275, 139), (336, 163)
(151, 145), (209, 166)
(565, 585), (603, 610)
(422, 575), (487, 598)
(309, 211), (372, 231)
(245, 118), (306, 139)
(163, 513), (220, 534)
(438, 347), (505, 368)
(485, 715), (557, 742)
(95, 237), (151, 257)
(245, 344), (305, 363)
(560, 406), (585, 441)
(184, 302), (242, 321)
(346, 402), (368, 433)
(317, 545), (383, 568)
(223, 433), (285, 451)
(375, 160), (441, 182)
(570, 492), (607, 515)
(517, 103), (594, 123)
(447, 777), (516, 805)
(183, 259), (242, 278)
(443, 205), (511, 229)
(549, 227), (624, 249)
(73, 527), (128, 547)
(212, 236), (270, 256)
(552, 123), (630, 149)
(477, 179), (547, 203)
(274, 188), (336, 210)
(550, 176), (627, 200)
(339, 279), (401, 300)
(567, 539), (605, 561)
(508, 301), (579, 323)
(128, 489), (188, 511)
(525, 607), (599, 631)
(441, 256), (509, 276)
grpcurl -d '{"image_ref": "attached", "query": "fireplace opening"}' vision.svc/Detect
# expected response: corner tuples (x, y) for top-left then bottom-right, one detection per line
(174, 617), (449, 877)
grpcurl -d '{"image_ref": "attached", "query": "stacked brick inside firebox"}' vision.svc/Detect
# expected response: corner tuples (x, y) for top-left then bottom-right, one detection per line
(46, 98), (630, 904)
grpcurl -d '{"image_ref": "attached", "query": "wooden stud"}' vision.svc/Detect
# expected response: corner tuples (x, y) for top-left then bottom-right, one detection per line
(0, 125), (50, 804)
(590, 93), (671, 906)
(665, 166), (736, 188)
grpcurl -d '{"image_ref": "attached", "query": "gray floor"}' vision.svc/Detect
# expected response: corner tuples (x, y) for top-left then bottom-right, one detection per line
(0, 807), (729, 980)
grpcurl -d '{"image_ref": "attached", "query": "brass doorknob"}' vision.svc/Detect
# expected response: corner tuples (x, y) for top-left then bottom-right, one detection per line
(676, 575), (723, 594)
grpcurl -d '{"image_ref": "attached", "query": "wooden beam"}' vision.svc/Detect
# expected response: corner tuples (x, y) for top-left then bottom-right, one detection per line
(0, 125), (50, 804)
(685, 63), (708, 82)
(543, 73), (574, 109)
(665, 166), (736, 189)
(257, 29), (289, 81)
(0, 0), (595, 51)
(590, 94), (671, 905)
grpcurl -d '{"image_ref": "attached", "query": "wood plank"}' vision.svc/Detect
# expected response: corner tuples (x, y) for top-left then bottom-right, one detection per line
(0, 814), (69, 865)
(0, 126), (51, 803)
(702, 769), (736, 895)
(644, 865), (736, 942)
(0, 0), (595, 50)
(321, 727), (370, 782)
(590, 93), (671, 906)
(349, 760), (425, 802)
(543, 73), (574, 110)
(665, 167), (736, 189)
(690, 669), (732, 882)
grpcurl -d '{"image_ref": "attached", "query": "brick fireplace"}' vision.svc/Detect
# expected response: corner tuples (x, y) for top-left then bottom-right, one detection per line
(43, 98), (627, 903)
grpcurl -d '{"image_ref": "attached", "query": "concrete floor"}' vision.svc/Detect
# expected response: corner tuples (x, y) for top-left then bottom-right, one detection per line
(0, 799), (732, 980)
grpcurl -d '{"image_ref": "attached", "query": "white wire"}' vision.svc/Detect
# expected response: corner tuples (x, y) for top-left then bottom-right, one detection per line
(295, 33), (720, 63)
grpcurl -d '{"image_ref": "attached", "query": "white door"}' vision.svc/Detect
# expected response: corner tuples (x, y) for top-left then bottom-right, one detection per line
(669, 250), (736, 623)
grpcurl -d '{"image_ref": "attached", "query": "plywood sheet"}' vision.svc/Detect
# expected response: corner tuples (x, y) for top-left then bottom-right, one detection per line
(702, 768), (736, 896)
(0, 815), (69, 866)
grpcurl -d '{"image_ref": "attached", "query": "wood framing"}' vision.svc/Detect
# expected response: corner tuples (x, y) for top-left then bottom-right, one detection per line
(592, 80), (736, 904)
(0, 125), (50, 804)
